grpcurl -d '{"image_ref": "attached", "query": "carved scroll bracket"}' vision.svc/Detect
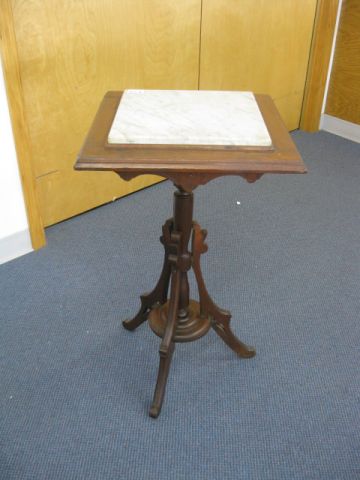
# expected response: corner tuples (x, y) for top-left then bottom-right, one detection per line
(115, 171), (264, 192)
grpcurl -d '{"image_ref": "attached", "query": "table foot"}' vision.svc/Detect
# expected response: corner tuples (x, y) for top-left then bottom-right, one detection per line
(122, 219), (173, 331)
(122, 304), (151, 331)
(149, 268), (181, 418)
(212, 320), (256, 358)
(192, 222), (256, 359)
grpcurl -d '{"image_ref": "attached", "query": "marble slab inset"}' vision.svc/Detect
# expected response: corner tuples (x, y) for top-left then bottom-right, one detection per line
(108, 89), (272, 147)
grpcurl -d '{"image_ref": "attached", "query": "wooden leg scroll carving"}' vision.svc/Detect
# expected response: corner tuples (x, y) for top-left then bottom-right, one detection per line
(191, 222), (256, 358)
(123, 219), (173, 331)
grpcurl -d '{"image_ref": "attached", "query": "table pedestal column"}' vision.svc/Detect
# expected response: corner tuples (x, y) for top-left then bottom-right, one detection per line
(123, 186), (256, 418)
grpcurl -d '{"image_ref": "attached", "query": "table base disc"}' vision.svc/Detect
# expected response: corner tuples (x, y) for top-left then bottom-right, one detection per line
(149, 299), (211, 342)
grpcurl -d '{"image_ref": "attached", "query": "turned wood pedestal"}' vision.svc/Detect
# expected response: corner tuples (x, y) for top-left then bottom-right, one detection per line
(75, 90), (306, 418)
(123, 187), (256, 417)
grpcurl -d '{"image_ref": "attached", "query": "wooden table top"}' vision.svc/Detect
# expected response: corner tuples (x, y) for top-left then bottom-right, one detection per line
(75, 91), (306, 191)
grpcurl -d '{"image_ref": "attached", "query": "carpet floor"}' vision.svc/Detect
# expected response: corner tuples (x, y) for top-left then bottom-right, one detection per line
(0, 131), (359, 480)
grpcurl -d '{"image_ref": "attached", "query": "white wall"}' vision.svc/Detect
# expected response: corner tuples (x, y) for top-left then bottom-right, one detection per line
(0, 60), (32, 264)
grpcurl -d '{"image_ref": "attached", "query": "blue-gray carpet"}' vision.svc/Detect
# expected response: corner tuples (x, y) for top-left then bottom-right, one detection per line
(1, 131), (359, 480)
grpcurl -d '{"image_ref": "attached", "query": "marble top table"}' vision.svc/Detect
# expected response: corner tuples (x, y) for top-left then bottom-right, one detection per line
(76, 90), (306, 191)
(75, 89), (307, 418)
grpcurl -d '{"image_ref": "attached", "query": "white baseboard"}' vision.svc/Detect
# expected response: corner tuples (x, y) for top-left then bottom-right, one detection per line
(0, 229), (33, 265)
(320, 114), (360, 144)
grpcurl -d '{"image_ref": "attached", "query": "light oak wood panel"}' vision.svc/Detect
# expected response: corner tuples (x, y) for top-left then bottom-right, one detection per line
(199, 0), (317, 130)
(300, 0), (340, 132)
(0, 0), (45, 248)
(325, 0), (360, 125)
(11, 0), (201, 226)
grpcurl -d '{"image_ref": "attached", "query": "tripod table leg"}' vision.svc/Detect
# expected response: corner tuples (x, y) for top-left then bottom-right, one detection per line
(149, 267), (181, 418)
(191, 223), (256, 358)
(123, 219), (173, 331)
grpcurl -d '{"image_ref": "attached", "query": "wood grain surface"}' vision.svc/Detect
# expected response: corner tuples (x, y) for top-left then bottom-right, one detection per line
(199, 0), (317, 130)
(300, 0), (340, 132)
(325, 0), (360, 124)
(11, 0), (201, 225)
(7, 0), (316, 228)
(0, 0), (46, 248)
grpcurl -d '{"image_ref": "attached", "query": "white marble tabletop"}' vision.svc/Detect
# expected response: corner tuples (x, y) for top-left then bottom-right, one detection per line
(108, 89), (272, 147)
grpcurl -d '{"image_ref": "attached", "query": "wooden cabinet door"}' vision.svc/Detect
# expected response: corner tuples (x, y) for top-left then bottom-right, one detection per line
(11, 0), (201, 226)
(199, 0), (317, 130)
